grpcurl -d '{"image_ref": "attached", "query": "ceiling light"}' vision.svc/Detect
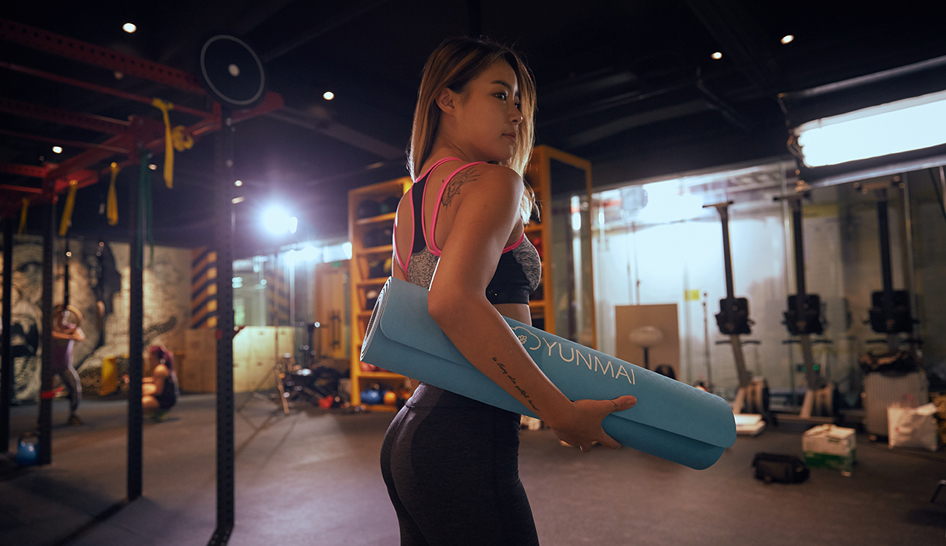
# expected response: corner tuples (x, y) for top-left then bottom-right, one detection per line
(781, 35), (794, 45)
(149, 164), (157, 170)
(794, 89), (946, 167)
(323, 91), (335, 101)
(711, 51), (723, 60)
(232, 196), (245, 204)
(52, 146), (62, 154)
(261, 205), (298, 236)
(234, 180), (243, 187)
(123, 23), (137, 34)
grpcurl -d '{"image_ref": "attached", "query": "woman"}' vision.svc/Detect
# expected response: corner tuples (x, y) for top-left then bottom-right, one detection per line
(142, 345), (178, 421)
(50, 305), (85, 426)
(380, 37), (637, 546)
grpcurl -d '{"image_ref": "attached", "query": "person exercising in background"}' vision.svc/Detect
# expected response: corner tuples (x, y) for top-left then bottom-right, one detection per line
(380, 37), (637, 545)
(51, 305), (85, 426)
(141, 345), (179, 421)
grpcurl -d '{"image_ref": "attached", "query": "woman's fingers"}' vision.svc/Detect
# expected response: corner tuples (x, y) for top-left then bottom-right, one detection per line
(593, 395), (637, 450)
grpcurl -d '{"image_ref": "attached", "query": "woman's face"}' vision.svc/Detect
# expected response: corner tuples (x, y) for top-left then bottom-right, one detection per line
(452, 61), (523, 163)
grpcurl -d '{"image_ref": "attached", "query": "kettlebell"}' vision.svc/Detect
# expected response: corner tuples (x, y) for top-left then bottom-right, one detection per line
(16, 433), (39, 466)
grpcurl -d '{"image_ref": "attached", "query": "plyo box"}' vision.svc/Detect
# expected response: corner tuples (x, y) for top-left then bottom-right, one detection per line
(803, 424), (856, 473)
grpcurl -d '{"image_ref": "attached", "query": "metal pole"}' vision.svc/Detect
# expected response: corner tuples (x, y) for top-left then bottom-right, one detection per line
(128, 156), (144, 501)
(898, 175), (917, 343)
(38, 201), (54, 465)
(209, 106), (236, 546)
(63, 240), (70, 306)
(1, 219), (13, 452)
(939, 166), (946, 215)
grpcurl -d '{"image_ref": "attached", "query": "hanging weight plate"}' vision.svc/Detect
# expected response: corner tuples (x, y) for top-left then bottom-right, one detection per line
(199, 35), (266, 108)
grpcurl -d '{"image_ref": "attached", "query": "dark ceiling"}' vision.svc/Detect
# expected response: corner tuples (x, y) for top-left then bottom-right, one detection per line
(2, 1), (946, 257)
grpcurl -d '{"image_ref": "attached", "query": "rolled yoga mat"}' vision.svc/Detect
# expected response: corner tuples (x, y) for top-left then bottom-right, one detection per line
(361, 277), (736, 469)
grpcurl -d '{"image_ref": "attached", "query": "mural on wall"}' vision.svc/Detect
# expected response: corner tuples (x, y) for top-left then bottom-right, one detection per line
(1, 236), (191, 402)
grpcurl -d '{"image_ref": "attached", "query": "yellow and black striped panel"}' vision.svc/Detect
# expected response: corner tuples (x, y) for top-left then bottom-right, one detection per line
(190, 246), (218, 329)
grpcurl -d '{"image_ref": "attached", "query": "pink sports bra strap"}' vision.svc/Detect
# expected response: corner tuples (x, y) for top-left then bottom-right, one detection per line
(502, 232), (525, 253)
(395, 157), (463, 275)
(416, 157), (461, 182)
(427, 161), (486, 256)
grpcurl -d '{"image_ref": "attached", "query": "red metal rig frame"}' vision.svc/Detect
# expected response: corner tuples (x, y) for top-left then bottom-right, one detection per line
(0, 17), (284, 218)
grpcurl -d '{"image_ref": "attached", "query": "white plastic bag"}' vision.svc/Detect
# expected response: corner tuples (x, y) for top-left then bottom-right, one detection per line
(888, 403), (939, 451)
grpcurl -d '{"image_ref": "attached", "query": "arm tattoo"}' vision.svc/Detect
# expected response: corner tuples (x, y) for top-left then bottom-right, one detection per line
(492, 357), (539, 412)
(441, 168), (479, 208)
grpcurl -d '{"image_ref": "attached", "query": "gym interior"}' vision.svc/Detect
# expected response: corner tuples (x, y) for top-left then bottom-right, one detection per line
(2, 2), (946, 545)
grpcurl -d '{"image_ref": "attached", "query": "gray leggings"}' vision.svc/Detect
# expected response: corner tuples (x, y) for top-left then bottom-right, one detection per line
(380, 385), (539, 546)
(53, 366), (81, 414)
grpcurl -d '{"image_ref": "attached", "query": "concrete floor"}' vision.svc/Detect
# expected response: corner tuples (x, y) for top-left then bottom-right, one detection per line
(1, 394), (945, 546)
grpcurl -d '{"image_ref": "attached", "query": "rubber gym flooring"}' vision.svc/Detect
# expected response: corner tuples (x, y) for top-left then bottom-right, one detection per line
(1, 393), (945, 546)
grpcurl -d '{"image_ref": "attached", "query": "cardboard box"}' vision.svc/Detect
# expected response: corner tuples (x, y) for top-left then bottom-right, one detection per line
(803, 424), (856, 473)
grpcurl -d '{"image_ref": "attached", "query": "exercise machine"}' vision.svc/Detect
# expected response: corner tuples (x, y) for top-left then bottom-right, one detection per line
(857, 179), (927, 438)
(704, 202), (769, 419)
(775, 192), (834, 423)
(858, 180), (919, 351)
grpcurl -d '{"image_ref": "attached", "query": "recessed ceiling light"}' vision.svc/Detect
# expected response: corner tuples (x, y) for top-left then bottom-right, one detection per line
(149, 164), (157, 171)
(123, 23), (137, 34)
(711, 51), (723, 60)
(781, 35), (794, 44)
(323, 91), (335, 101)
(52, 146), (63, 154)
(234, 180), (243, 187)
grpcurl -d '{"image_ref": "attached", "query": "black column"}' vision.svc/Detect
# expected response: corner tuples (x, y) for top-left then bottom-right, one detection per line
(209, 108), (236, 546)
(38, 202), (55, 465)
(1, 219), (13, 453)
(128, 158), (144, 500)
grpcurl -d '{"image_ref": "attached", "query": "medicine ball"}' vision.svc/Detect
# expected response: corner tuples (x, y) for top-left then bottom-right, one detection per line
(356, 199), (381, 219)
(15, 433), (38, 466)
(361, 388), (382, 405)
(362, 227), (393, 249)
(368, 259), (385, 279)
(365, 289), (379, 310)
(379, 195), (401, 215)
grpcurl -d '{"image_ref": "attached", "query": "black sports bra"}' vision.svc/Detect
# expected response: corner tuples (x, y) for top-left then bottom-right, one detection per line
(393, 157), (541, 304)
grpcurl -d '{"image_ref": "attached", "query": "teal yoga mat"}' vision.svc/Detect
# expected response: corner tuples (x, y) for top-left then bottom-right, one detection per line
(361, 277), (736, 469)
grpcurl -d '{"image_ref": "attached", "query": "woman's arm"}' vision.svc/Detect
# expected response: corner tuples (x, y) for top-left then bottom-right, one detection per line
(428, 165), (635, 450)
(144, 365), (168, 396)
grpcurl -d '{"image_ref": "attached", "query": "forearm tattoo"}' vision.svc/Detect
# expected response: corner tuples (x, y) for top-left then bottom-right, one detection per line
(441, 168), (479, 208)
(493, 357), (539, 412)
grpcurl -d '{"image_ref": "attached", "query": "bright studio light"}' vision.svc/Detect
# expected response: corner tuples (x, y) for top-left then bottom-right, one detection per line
(781, 35), (794, 44)
(711, 51), (723, 60)
(234, 180), (243, 187)
(638, 183), (704, 224)
(51, 146), (62, 154)
(149, 164), (157, 171)
(323, 91), (335, 100)
(232, 196), (245, 204)
(297, 245), (320, 262)
(794, 89), (946, 167)
(261, 205), (298, 236)
(123, 23), (137, 34)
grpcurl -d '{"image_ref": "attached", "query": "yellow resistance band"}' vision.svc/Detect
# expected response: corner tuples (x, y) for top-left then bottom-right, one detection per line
(107, 162), (120, 226)
(59, 179), (79, 236)
(18, 198), (29, 235)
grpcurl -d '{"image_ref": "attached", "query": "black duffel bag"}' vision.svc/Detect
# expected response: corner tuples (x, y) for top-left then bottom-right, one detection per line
(752, 453), (810, 484)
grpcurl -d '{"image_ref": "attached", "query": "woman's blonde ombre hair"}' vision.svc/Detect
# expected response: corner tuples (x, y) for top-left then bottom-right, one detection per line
(409, 37), (537, 222)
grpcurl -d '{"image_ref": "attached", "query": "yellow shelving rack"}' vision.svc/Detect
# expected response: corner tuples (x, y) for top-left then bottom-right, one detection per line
(348, 177), (412, 411)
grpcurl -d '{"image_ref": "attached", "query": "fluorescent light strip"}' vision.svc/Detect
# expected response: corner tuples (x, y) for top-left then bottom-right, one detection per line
(795, 89), (946, 167)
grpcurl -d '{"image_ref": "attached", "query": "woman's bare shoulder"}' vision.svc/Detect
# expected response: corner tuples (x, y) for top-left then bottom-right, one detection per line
(442, 163), (522, 206)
